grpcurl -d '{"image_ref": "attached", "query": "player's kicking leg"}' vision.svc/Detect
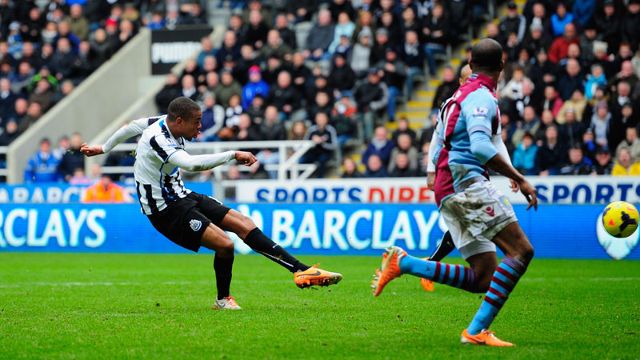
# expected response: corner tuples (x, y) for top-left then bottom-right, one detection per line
(219, 209), (342, 288)
(420, 231), (455, 291)
(200, 224), (242, 310)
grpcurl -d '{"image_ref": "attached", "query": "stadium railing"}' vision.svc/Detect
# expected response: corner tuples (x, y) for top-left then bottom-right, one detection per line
(101, 139), (317, 182)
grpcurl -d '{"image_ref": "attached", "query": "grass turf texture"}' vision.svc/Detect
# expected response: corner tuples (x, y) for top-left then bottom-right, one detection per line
(1, 254), (638, 359)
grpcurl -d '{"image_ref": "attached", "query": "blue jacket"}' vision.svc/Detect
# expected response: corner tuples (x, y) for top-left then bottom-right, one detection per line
(584, 73), (606, 100)
(24, 151), (61, 182)
(242, 80), (270, 109)
(362, 140), (394, 167)
(513, 144), (538, 175)
(551, 13), (575, 37)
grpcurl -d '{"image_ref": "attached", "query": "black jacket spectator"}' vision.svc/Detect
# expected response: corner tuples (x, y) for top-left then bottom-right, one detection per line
(328, 55), (356, 93)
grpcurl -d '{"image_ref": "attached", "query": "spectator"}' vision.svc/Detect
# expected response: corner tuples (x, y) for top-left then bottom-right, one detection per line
(585, 64), (607, 100)
(308, 91), (333, 122)
(362, 126), (394, 169)
(0, 120), (19, 146)
(388, 133), (418, 173)
(550, 2), (574, 38)
(155, 73), (180, 113)
(389, 152), (419, 177)
(328, 53), (356, 95)
(392, 117), (417, 147)
(241, 65), (269, 110)
(422, 3), (449, 76)
(216, 31), (241, 66)
(595, 0), (621, 52)
(621, 0), (640, 52)
(274, 14), (296, 50)
(259, 29), (291, 61)
(500, 2), (527, 44)
(290, 52), (311, 93)
(289, 120), (308, 141)
(548, 23), (579, 64)
(557, 89), (587, 124)
(432, 66), (457, 114)
(331, 95), (357, 145)
(29, 78), (55, 111)
(400, 30), (424, 99)
(198, 92), (225, 142)
(557, 59), (584, 101)
(268, 70), (301, 120)
(216, 70), (242, 107)
(233, 113), (262, 142)
(245, 10), (269, 49)
(67, 4), (89, 41)
(512, 106), (541, 146)
(301, 112), (338, 177)
(24, 138), (60, 182)
(590, 101), (611, 147)
(593, 146), (614, 175)
(542, 85), (563, 118)
(82, 174), (131, 203)
(341, 157), (363, 178)
(350, 29), (373, 78)
(536, 125), (567, 175)
(50, 37), (77, 80)
(89, 28), (112, 67)
(370, 28), (390, 65)
(377, 48), (406, 122)
(197, 37), (216, 68)
(612, 147), (640, 175)
(559, 107), (587, 146)
(329, 11), (355, 54)
(573, 0), (597, 29)
(560, 145), (593, 175)
(18, 101), (42, 133)
(513, 132), (538, 175)
(58, 132), (84, 181)
(364, 153), (389, 177)
(354, 68), (388, 140)
(223, 94), (243, 129)
(0, 78), (17, 118)
(305, 9), (335, 61)
(582, 128), (598, 163)
(615, 127), (640, 161)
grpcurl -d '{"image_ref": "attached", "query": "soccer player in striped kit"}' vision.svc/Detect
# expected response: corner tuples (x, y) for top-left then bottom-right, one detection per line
(372, 39), (537, 346)
(81, 97), (342, 310)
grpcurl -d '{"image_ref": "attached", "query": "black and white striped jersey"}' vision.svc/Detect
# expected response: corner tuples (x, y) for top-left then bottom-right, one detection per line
(134, 116), (190, 215)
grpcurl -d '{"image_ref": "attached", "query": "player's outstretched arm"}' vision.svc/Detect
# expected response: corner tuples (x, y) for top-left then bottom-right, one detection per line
(492, 133), (519, 193)
(80, 118), (152, 157)
(168, 150), (257, 172)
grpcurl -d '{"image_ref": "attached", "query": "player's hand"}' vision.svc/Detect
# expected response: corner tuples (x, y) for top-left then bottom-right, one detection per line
(509, 179), (519, 192)
(234, 151), (257, 166)
(80, 143), (104, 157)
(426, 172), (436, 190)
(519, 180), (538, 211)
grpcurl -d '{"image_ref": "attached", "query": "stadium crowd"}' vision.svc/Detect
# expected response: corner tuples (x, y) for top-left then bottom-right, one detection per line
(152, 0), (640, 180)
(11, 0), (640, 183)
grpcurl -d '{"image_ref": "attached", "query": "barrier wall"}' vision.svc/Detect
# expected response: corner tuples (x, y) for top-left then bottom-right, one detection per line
(0, 202), (637, 260)
(234, 176), (640, 204)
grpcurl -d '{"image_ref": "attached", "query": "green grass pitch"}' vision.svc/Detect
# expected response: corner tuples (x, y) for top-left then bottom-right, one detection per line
(1, 253), (639, 359)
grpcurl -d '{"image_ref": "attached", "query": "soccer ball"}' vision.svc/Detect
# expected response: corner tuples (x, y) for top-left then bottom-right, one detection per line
(602, 201), (639, 238)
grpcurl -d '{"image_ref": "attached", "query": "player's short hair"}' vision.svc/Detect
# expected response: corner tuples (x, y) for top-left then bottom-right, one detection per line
(167, 97), (200, 121)
(470, 38), (503, 72)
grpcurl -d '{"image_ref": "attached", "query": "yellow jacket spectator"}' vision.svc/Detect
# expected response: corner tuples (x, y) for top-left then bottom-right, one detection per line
(82, 176), (131, 203)
(611, 148), (640, 176)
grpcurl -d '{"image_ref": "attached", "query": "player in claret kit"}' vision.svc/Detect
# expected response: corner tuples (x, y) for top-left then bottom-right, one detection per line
(81, 97), (342, 310)
(372, 39), (537, 346)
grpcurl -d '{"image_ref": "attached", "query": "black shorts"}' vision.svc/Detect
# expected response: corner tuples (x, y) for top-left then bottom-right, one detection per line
(147, 192), (231, 252)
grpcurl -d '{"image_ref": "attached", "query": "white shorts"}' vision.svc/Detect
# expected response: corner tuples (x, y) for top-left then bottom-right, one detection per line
(440, 179), (518, 259)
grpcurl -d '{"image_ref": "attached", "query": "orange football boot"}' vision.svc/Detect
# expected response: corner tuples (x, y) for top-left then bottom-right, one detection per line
(371, 246), (406, 296)
(294, 265), (343, 288)
(461, 329), (514, 347)
(420, 278), (435, 291)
